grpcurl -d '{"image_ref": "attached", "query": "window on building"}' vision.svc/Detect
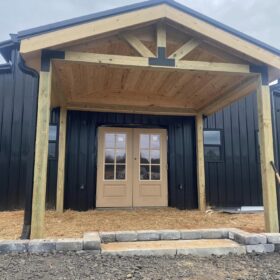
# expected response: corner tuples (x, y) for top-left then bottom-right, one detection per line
(48, 125), (58, 159)
(204, 130), (223, 161)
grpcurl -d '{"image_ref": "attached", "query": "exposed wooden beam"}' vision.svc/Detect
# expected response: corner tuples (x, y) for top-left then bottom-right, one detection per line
(63, 51), (251, 75)
(176, 60), (250, 74)
(169, 39), (200, 60)
(196, 114), (206, 211)
(122, 32), (155, 57)
(51, 69), (67, 108)
(157, 22), (166, 49)
(66, 102), (197, 116)
(200, 76), (258, 115)
(56, 108), (67, 213)
(257, 77), (279, 232)
(31, 70), (52, 239)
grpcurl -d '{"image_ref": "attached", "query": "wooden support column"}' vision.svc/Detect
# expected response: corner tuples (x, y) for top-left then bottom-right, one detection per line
(196, 114), (206, 211)
(56, 108), (67, 213)
(31, 70), (52, 239)
(257, 75), (279, 233)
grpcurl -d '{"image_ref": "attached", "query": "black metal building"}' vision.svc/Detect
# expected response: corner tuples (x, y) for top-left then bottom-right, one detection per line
(1, 48), (280, 212)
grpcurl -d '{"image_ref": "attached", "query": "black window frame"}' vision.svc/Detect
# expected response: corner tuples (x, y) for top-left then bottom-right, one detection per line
(203, 129), (224, 162)
(48, 124), (58, 160)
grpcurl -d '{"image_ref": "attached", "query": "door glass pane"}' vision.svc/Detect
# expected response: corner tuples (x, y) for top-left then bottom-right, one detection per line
(105, 149), (115, 164)
(104, 132), (127, 180)
(140, 134), (149, 149)
(150, 134), (160, 149)
(116, 165), (126, 180)
(140, 165), (150, 180)
(140, 150), (150, 164)
(139, 133), (162, 181)
(151, 165), (160, 180)
(105, 165), (114, 180)
(116, 149), (126, 164)
(150, 150), (160, 164)
(105, 133), (115, 148)
(116, 134), (126, 149)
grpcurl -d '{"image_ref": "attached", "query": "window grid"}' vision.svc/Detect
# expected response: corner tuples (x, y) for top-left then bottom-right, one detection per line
(139, 134), (161, 181)
(203, 130), (223, 162)
(104, 133), (126, 181)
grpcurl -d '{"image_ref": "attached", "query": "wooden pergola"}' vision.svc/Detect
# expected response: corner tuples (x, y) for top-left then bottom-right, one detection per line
(19, 0), (280, 238)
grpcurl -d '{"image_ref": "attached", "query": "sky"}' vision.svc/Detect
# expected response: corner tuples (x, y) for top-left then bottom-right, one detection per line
(1, 0), (280, 63)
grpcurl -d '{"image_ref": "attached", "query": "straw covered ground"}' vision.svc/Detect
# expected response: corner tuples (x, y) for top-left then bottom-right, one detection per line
(0, 208), (265, 240)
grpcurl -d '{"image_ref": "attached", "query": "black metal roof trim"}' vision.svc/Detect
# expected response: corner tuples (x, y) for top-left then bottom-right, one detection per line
(3, 0), (280, 58)
(0, 39), (15, 49)
(0, 39), (19, 62)
(271, 81), (280, 91)
(0, 63), (12, 73)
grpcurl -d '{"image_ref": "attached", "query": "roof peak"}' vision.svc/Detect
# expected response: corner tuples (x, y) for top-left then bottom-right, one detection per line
(2, 0), (280, 58)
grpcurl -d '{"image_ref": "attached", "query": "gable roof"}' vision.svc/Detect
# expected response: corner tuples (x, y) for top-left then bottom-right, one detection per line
(14, 0), (280, 57)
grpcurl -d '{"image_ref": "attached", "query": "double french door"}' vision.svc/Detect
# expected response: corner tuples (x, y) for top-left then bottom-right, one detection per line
(96, 127), (168, 207)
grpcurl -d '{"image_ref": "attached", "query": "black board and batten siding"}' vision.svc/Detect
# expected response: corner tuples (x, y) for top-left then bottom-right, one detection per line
(0, 50), (38, 212)
(63, 111), (197, 210)
(204, 93), (262, 207)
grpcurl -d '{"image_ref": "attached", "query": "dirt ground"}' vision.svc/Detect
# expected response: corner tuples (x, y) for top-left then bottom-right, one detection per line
(0, 208), (265, 240)
(1, 252), (280, 280)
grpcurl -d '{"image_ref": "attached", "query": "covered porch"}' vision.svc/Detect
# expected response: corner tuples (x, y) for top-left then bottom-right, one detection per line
(19, 1), (280, 238)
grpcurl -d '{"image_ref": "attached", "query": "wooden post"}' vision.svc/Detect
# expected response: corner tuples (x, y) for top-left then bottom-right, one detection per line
(31, 71), (52, 239)
(257, 75), (279, 233)
(56, 108), (67, 213)
(196, 114), (206, 211)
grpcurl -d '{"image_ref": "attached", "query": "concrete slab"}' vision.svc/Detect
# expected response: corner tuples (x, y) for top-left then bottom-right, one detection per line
(28, 240), (56, 253)
(115, 231), (137, 242)
(99, 232), (116, 243)
(264, 233), (280, 244)
(0, 240), (28, 253)
(137, 230), (160, 241)
(246, 244), (275, 254)
(56, 238), (83, 251)
(101, 239), (243, 256)
(83, 232), (101, 250)
(160, 230), (180, 240)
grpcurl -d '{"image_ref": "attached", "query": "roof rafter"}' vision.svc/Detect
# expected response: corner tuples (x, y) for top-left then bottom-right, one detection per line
(169, 39), (200, 60)
(122, 32), (155, 57)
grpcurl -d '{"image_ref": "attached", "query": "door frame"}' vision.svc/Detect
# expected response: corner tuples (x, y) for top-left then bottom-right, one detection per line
(96, 126), (168, 208)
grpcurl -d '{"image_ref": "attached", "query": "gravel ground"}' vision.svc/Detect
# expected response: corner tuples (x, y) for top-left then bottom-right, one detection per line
(1, 252), (280, 280)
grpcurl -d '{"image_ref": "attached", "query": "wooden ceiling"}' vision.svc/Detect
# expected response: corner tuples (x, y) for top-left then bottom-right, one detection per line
(51, 22), (259, 115)
(52, 60), (256, 115)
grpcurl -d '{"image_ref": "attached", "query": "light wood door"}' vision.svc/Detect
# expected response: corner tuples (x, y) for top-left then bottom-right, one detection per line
(133, 129), (168, 207)
(96, 127), (133, 207)
(96, 127), (168, 208)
